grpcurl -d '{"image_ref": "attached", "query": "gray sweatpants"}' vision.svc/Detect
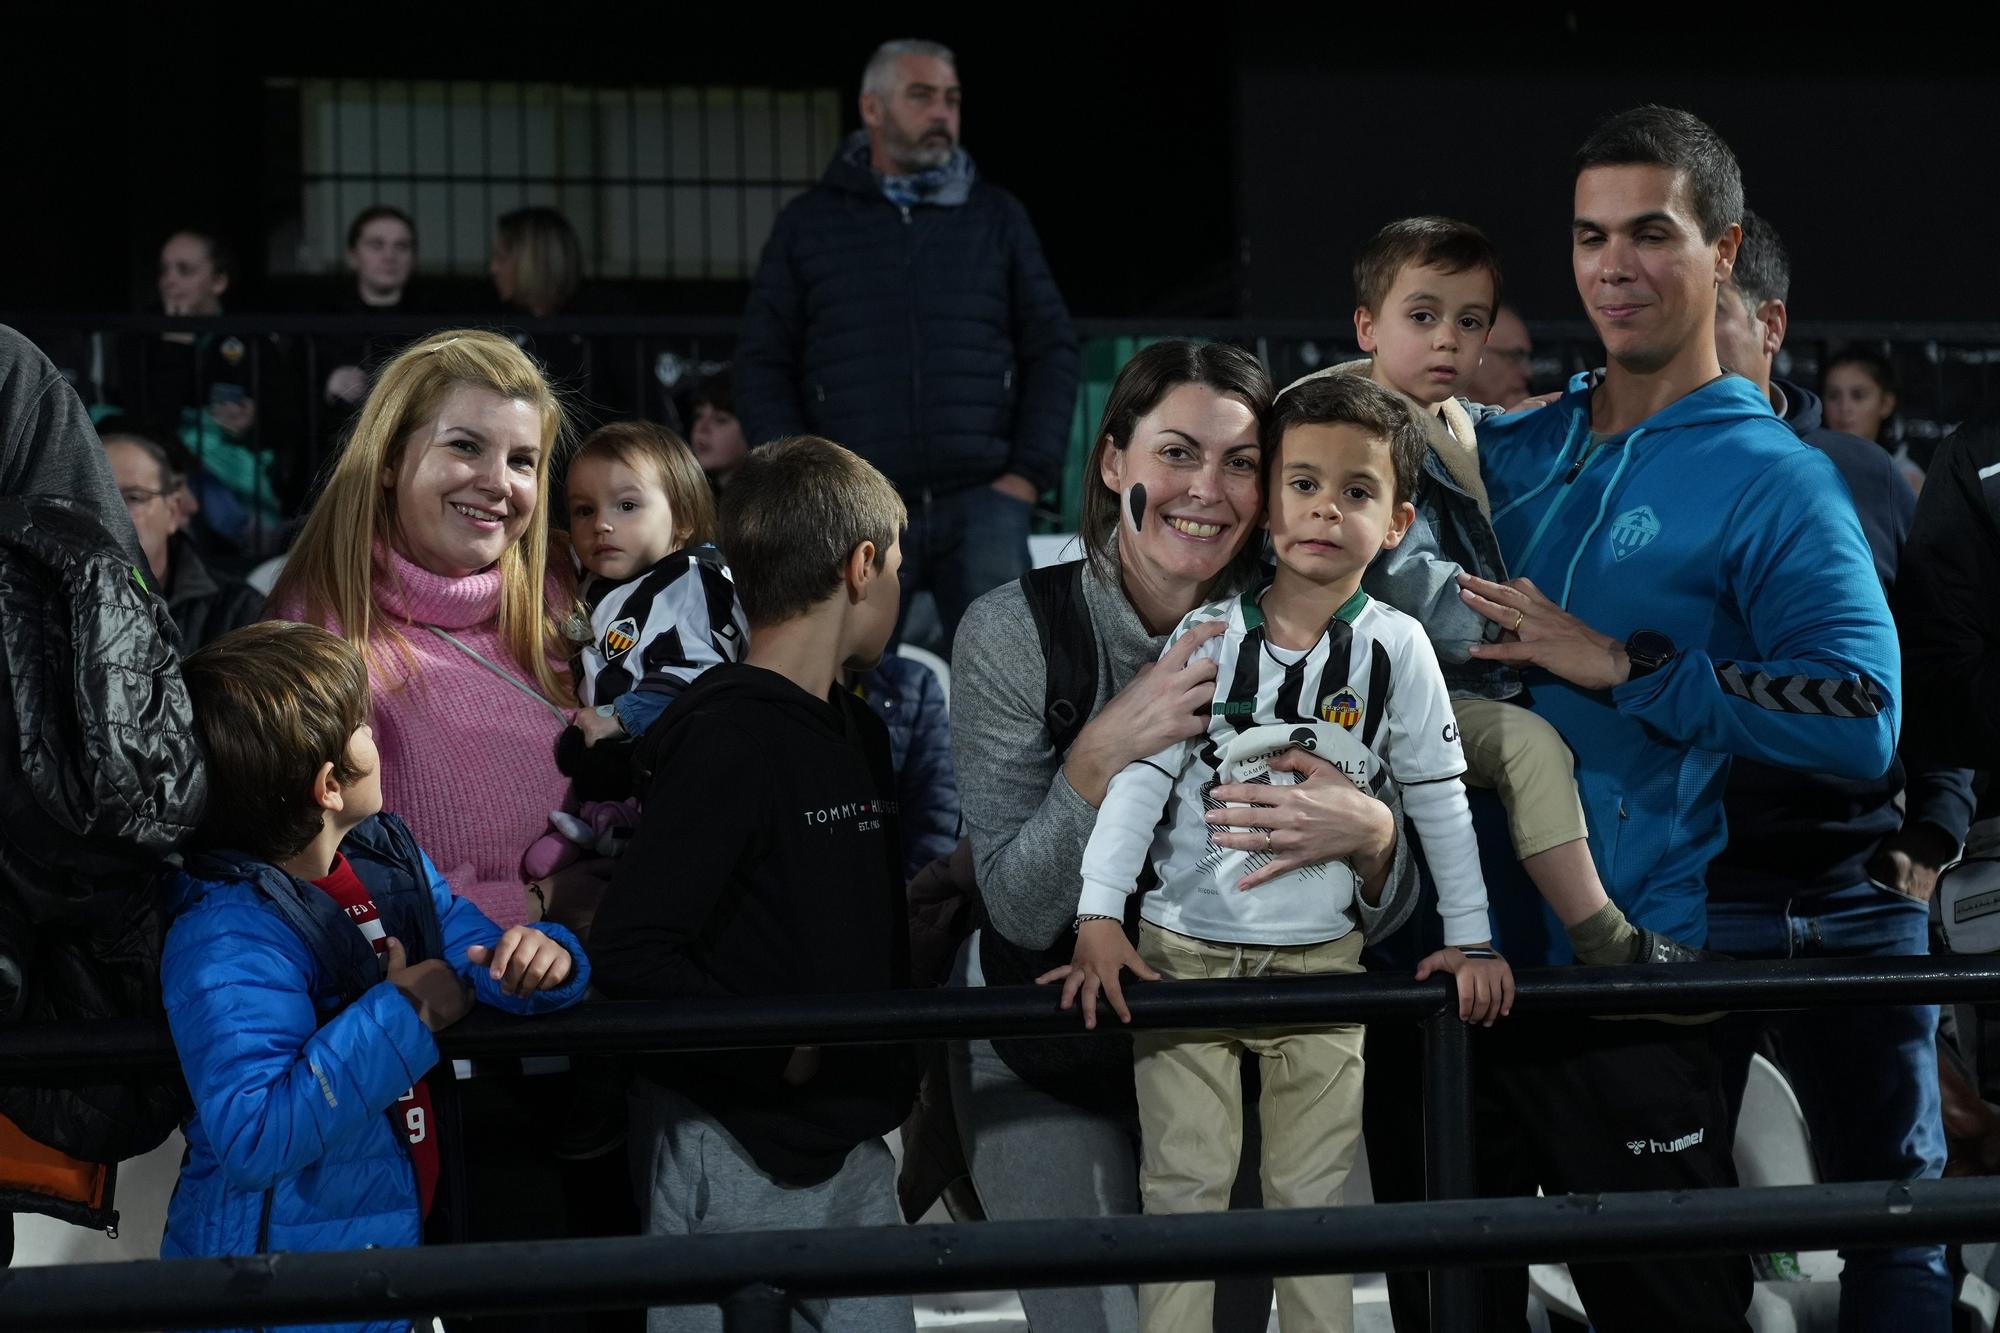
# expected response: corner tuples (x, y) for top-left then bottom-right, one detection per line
(629, 1080), (915, 1333)
(947, 1037), (1144, 1333)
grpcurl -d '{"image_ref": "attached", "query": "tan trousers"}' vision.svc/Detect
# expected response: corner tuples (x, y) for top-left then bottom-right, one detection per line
(1133, 921), (1368, 1333)
(1454, 694), (1590, 860)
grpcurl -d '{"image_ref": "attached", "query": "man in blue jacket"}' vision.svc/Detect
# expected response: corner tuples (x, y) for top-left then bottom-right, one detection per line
(736, 38), (1079, 654)
(1455, 107), (1900, 1332)
(1705, 208), (1968, 1329)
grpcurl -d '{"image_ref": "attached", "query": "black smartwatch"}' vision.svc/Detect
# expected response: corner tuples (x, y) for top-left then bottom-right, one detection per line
(1624, 629), (1676, 681)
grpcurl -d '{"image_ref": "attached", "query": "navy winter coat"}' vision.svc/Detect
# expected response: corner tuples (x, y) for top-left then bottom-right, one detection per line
(858, 654), (961, 884)
(736, 146), (1079, 498)
(160, 814), (589, 1333)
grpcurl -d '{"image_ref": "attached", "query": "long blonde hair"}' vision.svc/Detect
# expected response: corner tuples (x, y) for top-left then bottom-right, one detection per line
(269, 328), (574, 702)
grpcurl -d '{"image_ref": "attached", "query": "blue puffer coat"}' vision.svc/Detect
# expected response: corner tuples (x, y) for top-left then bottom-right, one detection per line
(736, 138), (1079, 498)
(858, 654), (961, 883)
(159, 813), (590, 1333)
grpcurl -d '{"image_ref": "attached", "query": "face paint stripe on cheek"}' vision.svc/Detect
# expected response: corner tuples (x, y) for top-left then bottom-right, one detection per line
(1126, 483), (1147, 534)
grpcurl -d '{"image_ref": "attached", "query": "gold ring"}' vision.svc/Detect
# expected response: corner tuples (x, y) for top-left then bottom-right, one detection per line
(1263, 830), (1273, 855)
(1512, 609), (1526, 633)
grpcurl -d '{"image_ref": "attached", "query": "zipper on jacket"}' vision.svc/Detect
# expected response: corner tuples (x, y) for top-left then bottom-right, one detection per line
(1517, 437), (1610, 575)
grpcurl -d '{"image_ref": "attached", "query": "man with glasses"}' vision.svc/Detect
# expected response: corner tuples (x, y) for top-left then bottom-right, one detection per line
(1464, 305), (1535, 408)
(99, 419), (263, 649)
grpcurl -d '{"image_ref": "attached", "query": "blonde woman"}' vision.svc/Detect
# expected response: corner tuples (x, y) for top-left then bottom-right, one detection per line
(269, 330), (636, 1330)
(269, 328), (606, 935)
(490, 207), (582, 320)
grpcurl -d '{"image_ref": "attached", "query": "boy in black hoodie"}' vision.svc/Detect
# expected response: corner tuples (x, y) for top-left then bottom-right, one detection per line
(592, 434), (916, 1333)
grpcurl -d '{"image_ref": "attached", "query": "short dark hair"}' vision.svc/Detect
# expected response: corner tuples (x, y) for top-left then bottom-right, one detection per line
(1353, 216), (1504, 316)
(171, 228), (235, 281)
(719, 436), (906, 627)
(681, 365), (734, 420)
(1729, 208), (1790, 307)
(1573, 105), (1744, 244)
(347, 205), (416, 251)
(182, 622), (372, 860)
(1264, 373), (1427, 508)
(1825, 345), (1899, 397)
(1080, 339), (1274, 589)
(570, 419), (717, 548)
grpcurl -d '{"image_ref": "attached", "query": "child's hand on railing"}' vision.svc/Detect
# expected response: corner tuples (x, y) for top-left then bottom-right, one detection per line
(1037, 919), (1160, 1031)
(468, 926), (575, 997)
(1416, 946), (1515, 1027)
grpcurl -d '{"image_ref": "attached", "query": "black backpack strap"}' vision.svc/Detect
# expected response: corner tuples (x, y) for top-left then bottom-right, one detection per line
(1019, 560), (1097, 756)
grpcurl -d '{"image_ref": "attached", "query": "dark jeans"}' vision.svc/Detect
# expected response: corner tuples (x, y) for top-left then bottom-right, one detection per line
(445, 1070), (644, 1332)
(896, 482), (1033, 658)
(1709, 883), (1950, 1332)
(1364, 1015), (1752, 1333)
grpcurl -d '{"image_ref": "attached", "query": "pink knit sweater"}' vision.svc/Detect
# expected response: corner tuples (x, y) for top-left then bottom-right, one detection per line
(278, 548), (570, 928)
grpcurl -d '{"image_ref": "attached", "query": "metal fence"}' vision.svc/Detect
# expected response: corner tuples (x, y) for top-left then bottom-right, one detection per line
(11, 313), (1999, 546)
(4, 955), (2000, 1332)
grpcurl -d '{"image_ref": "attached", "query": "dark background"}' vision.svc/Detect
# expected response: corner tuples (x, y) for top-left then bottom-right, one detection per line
(1, 8), (1987, 323)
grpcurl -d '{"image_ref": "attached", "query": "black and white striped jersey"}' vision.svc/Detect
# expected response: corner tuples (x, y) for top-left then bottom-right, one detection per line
(1078, 586), (1489, 947)
(580, 544), (749, 709)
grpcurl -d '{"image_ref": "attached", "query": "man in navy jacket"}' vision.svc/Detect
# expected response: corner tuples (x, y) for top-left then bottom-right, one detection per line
(1707, 208), (1970, 1329)
(736, 38), (1079, 654)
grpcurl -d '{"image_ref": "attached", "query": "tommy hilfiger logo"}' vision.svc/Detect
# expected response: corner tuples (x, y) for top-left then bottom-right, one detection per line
(801, 798), (900, 829)
(1626, 1128), (1704, 1155)
(1609, 506), (1662, 561)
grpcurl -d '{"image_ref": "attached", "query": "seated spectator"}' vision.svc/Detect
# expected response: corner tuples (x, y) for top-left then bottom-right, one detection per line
(1824, 346), (1923, 491)
(592, 436), (920, 1333)
(852, 651), (960, 885)
(490, 206), (605, 429)
(492, 206), (582, 320)
(680, 367), (749, 492)
(98, 418), (263, 649)
(323, 206), (422, 412)
(101, 229), (287, 560)
(1463, 304), (1534, 408)
(162, 622), (590, 1310)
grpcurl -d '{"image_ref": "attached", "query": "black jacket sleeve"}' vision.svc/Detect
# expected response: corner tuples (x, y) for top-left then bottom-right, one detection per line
(0, 325), (144, 568)
(1896, 414), (2000, 768)
(587, 710), (754, 1000)
(735, 209), (813, 449)
(999, 193), (1080, 494)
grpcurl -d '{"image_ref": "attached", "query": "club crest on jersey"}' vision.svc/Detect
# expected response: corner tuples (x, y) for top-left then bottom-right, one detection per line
(1319, 688), (1363, 728)
(1609, 505), (1661, 561)
(602, 616), (639, 660)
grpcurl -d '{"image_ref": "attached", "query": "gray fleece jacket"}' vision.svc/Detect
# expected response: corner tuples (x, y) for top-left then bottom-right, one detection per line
(951, 540), (1418, 956)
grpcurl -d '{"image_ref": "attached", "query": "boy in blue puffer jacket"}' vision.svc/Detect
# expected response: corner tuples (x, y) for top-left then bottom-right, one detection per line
(161, 622), (591, 1332)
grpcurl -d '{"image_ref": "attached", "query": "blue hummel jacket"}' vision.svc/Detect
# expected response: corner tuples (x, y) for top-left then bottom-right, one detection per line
(1478, 374), (1899, 961)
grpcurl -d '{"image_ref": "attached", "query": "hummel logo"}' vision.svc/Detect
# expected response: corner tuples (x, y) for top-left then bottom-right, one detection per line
(1626, 1140), (1647, 1156)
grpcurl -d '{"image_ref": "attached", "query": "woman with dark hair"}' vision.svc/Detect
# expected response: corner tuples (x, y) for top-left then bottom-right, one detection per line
(322, 206), (421, 412)
(947, 339), (1414, 1332)
(679, 366), (749, 490)
(1824, 346), (1923, 490)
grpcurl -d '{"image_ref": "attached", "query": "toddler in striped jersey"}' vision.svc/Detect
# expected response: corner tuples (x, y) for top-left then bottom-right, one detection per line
(1050, 373), (1510, 1333)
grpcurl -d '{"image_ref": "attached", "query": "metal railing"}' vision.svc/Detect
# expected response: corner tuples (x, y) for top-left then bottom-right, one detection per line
(11, 312), (1999, 541)
(4, 954), (1999, 1332)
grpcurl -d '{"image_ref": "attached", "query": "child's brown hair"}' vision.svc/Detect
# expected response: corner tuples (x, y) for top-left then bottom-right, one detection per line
(1263, 372), (1429, 507)
(1353, 215), (1504, 317)
(181, 622), (373, 859)
(571, 420), (718, 549)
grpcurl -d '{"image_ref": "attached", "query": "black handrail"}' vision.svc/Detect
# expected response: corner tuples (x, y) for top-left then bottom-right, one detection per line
(6, 1178), (2000, 1333)
(6, 954), (1995, 1081)
(8, 955), (2000, 1331)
